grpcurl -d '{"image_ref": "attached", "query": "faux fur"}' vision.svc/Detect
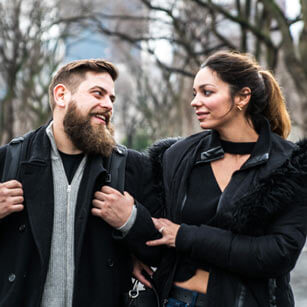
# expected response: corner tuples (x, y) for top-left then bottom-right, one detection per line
(221, 138), (307, 235)
(146, 137), (181, 215)
(148, 138), (307, 235)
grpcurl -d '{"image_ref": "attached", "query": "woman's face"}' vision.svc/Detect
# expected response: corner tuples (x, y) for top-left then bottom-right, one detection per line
(191, 67), (239, 130)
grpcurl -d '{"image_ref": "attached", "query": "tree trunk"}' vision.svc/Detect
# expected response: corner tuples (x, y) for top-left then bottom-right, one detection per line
(283, 57), (307, 137)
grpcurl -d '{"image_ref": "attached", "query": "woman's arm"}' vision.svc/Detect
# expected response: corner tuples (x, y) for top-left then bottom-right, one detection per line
(173, 204), (307, 278)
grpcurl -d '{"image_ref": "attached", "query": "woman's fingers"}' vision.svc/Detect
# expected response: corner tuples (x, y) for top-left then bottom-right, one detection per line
(146, 238), (167, 247)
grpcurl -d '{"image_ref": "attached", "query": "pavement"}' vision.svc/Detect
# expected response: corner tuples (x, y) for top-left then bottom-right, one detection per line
(292, 244), (307, 306)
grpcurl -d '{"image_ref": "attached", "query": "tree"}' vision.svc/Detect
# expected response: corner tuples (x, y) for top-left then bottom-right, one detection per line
(89, 0), (307, 137)
(0, 0), (92, 144)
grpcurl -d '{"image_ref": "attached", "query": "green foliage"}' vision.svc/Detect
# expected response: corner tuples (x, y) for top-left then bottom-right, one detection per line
(122, 130), (153, 151)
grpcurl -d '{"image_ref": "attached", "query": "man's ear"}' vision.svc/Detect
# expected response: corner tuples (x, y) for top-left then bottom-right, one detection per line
(53, 84), (70, 108)
(235, 87), (251, 110)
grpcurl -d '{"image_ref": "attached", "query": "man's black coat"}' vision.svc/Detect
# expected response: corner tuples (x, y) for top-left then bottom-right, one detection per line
(0, 125), (155, 307)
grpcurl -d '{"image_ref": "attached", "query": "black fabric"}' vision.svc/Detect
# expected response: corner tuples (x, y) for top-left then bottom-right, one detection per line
(59, 150), (84, 184)
(124, 118), (307, 307)
(175, 140), (257, 282)
(1, 131), (34, 182)
(123, 277), (160, 307)
(175, 163), (220, 281)
(123, 288), (159, 307)
(220, 139), (256, 154)
(0, 124), (156, 307)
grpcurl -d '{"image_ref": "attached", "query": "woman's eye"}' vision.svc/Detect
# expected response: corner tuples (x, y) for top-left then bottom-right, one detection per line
(203, 90), (212, 96)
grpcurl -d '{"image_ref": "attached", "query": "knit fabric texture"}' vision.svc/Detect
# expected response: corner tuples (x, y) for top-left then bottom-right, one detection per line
(41, 122), (87, 307)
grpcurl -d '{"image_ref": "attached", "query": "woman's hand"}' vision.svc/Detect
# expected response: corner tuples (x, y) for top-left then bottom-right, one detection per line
(146, 217), (180, 248)
(132, 256), (153, 288)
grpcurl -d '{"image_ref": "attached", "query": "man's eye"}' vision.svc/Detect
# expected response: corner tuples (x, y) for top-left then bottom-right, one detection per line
(93, 90), (103, 96)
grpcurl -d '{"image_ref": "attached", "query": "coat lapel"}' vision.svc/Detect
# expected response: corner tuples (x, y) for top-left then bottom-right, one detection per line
(19, 127), (55, 267)
(21, 160), (54, 266)
(74, 154), (107, 268)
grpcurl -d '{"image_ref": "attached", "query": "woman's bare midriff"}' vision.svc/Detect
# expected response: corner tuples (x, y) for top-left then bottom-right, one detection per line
(174, 269), (209, 294)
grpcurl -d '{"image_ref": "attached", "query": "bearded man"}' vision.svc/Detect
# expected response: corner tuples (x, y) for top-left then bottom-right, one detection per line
(0, 59), (156, 307)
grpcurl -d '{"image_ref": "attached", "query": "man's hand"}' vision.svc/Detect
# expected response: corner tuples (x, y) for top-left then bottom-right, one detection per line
(132, 256), (154, 288)
(0, 180), (24, 219)
(92, 185), (134, 228)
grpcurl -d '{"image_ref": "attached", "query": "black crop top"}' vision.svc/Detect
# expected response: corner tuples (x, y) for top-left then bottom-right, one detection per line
(174, 139), (256, 282)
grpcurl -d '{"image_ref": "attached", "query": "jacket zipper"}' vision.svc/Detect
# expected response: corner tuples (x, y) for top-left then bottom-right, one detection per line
(236, 284), (247, 307)
(268, 278), (277, 307)
(66, 184), (71, 305)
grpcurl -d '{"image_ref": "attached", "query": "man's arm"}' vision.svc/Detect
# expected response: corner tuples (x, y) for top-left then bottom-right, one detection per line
(92, 149), (164, 265)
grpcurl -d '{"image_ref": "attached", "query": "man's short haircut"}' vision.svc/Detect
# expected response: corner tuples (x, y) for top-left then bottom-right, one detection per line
(48, 59), (118, 110)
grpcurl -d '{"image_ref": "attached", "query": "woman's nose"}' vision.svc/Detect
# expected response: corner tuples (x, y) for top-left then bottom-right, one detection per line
(191, 95), (202, 107)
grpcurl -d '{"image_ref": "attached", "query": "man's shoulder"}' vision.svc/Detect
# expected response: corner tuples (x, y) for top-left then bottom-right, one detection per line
(126, 148), (150, 168)
(0, 144), (8, 170)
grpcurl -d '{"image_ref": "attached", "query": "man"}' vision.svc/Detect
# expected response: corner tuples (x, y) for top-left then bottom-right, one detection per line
(0, 59), (155, 307)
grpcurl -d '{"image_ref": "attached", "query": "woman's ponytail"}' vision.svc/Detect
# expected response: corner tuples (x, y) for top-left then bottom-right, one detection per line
(260, 70), (291, 139)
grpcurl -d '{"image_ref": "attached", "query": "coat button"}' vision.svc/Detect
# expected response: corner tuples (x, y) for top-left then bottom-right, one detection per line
(8, 273), (16, 282)
(18, 224), (26, 232)
(107, 258), (114, 267)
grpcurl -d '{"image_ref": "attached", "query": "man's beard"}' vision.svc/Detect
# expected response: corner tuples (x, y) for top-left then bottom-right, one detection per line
(63, 100), (116, 157)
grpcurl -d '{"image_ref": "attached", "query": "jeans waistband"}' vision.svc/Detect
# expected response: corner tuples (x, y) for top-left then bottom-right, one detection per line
(169, 285), (208, 307)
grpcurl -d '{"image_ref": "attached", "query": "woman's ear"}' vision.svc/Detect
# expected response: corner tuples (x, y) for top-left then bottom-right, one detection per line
(53, 84), (70, 109)
(235, 87), (251, 110)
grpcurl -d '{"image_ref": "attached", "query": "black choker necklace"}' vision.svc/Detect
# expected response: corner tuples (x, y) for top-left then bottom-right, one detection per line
(220, 139), (256, 155)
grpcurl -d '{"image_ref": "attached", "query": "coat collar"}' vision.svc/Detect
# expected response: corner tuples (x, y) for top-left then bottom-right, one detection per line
(198, 117), (272, 169)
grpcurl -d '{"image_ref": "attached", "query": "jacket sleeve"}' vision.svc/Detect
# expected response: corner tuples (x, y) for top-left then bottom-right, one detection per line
(123, 149), (166, 266)
(125, 149), (163, 217)
(122, 201), (166, 266)
(175, 201), (307, 278)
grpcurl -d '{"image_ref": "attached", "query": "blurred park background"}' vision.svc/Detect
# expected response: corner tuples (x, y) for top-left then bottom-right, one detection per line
(0, 0), (306, 304)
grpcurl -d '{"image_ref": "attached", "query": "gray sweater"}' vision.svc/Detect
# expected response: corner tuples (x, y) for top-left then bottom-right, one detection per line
(41, 123), (87, 307)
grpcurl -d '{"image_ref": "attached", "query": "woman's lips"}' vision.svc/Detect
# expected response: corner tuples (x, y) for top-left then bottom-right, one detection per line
(196, 111), (210, 120)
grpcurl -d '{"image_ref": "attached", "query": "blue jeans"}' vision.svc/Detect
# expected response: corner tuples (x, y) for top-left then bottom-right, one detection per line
(166, 289), (203, 307)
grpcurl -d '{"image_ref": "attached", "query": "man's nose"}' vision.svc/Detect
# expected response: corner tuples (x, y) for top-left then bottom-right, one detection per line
(99, 97), (113, 111)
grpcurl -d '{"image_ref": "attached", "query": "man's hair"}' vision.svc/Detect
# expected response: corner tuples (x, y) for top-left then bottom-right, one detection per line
(48, 59), (118, 110)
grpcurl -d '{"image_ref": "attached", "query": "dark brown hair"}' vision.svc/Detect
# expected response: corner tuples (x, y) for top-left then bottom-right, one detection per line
(201, 51), (291, 138)
(48, 59), (118, 110)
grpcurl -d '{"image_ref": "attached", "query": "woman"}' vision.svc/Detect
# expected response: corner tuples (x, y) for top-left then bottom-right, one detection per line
(103, 51), (307, 306)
